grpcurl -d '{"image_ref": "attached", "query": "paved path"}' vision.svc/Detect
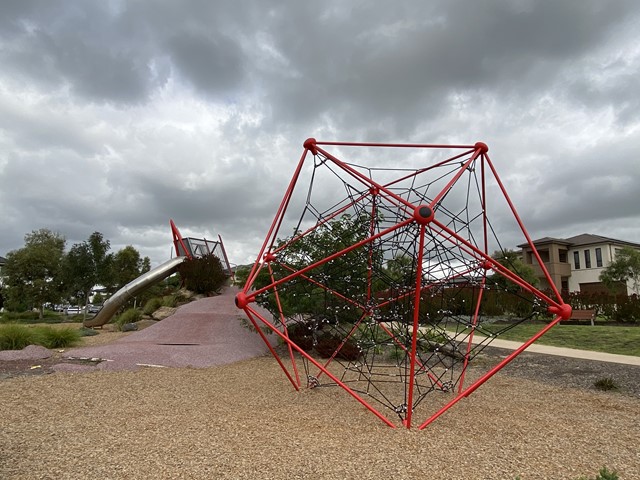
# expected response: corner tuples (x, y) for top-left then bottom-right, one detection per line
(486, 337), (640, 366)
(62, 286), (277, 372)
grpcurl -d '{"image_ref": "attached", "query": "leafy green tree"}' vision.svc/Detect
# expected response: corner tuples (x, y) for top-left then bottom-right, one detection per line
(385, 254), (415, 285)
(107, 245), (151, 293)
(488, 249), (539, 293)
(63, 242), (94, 306)
(62, 232), (111, 308)
(600, 246), (640, 295)
(3, 229), (66, 317)
(254, 213), (381, 323)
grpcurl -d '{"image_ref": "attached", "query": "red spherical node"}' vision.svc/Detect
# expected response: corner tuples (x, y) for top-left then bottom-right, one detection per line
(303, 137), (318, 155)
(413, 205), (434, 225)
(549, 303), (572, 320)
(238, 138), (568, 430)
(235, 292), (249, 309)
(474, 142), (489, 154)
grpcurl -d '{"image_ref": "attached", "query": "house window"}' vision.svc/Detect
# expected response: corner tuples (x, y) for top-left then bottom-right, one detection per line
(595, 248), (603, 268)
(573, 251), (580, 269)
(584, 250), (591, 269)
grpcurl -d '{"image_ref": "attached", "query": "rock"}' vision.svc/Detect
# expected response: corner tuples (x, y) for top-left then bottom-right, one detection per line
(0, 344), (52, 361)
(121, 323), (139, 332)
(151, 306), (177, 321)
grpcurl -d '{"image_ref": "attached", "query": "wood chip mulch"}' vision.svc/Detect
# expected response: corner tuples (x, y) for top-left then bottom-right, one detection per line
(1, 342), (639, 479)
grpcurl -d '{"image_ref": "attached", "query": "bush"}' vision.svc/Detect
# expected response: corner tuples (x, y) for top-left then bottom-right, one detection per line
(162, 294), (178, 307)
(286, 322), (314, 352)
(315, 332), (361, 360)
(593, 377), (619, 392)
(577, 466), (619, 480)
(177, 254), (228, 295)
(0, 324), (39, 350)
(34, 327), (81, 349)
(114, 308), (142, 331)
(143, 297), (163, 316)
(0, 324), (81, 350)
(79, 327), (99, 337)
(0, 310), (62, 324)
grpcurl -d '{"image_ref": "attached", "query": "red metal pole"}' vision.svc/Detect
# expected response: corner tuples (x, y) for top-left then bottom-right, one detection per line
(244, 303), (397, 428)
(484, 154), (564, 302)
(418, 314), (564, 429)
(218, 234), (233, 278)
(169, 219), (192, 260)
(245, 146), (311, 290)
(404, 223), (426, 429)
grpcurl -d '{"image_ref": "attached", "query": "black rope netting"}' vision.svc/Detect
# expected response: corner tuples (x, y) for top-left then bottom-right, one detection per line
(239, 140), (566, 428)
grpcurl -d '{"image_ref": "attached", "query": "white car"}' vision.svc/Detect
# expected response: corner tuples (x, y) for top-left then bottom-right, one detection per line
(65, 306), (83, 315)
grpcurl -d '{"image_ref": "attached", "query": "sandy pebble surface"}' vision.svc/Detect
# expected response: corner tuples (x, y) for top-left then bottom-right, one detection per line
(1, 354), (639, 480)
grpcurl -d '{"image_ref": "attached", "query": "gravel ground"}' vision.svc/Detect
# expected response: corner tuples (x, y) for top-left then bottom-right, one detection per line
(1, 292), (639, 479)
(1, 355), (639, 480)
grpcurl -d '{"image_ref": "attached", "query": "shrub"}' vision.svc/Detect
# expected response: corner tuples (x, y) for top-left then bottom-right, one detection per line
(315, 332), (361, 360)
(577, 466), (619, 480)
(35, 327), (81, 349)
(143, 297), (163, 316)
(286, 322), (314, 352)
(0, 310), (62, 324)
(593, 377), (619, 392)
(0, 324), (39, 350)
(162, 294), (178, 307)
(114, 308), (142, 331)
(79, 327), (99, 337)
(0, 324), (81, 350)
(177, 254), (228, 295)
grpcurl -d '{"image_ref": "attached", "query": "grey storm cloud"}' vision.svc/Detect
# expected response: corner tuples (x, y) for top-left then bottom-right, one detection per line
(1, 0), (640, 267)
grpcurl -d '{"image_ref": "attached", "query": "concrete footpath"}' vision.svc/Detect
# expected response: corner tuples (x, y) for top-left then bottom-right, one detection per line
(486, 337), (640, 366)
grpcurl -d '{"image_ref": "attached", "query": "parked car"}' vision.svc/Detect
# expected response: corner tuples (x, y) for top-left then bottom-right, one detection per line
(87, 304), (102, 314)
(65, 306), (83, 315)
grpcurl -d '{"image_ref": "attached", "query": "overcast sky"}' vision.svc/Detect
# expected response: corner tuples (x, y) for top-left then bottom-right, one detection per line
(1, 0), (639, 268)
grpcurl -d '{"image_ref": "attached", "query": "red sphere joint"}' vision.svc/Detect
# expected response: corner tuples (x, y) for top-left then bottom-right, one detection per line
(413, 205), (435, 225)
(474, 142), (489, 154)
(303, 137), (318, 155)
(235, 292), (250, 309)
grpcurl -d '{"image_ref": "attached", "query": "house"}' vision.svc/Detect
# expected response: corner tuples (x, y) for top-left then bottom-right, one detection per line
(518, 234), (640, 295)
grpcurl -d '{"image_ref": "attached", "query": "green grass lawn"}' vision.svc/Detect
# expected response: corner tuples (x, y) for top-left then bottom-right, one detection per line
(482, 323), (640, 357)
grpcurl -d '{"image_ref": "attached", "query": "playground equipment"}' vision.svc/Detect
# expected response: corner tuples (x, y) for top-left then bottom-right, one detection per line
(84, 220), (232, 328)
(236, 138), (571, 429)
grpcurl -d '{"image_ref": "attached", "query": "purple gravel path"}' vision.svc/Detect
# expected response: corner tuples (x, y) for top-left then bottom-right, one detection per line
(63, 286), (277, 372)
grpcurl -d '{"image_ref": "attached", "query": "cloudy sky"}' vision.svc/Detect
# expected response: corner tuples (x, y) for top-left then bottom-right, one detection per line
(1, 0), (639, 268)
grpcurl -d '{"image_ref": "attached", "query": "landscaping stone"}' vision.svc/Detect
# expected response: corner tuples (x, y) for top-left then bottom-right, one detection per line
(0, 344), (52, 361)
(151, 306), (177, 321)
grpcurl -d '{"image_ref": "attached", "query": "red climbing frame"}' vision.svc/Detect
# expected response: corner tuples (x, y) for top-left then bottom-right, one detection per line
(236, 139), (571, 429)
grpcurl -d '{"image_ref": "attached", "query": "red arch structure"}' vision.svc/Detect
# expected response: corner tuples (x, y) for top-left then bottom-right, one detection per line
(236, 139), (570, 429)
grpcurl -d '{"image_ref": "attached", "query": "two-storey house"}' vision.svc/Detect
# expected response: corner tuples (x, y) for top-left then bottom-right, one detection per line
(518, 234), (640, 295)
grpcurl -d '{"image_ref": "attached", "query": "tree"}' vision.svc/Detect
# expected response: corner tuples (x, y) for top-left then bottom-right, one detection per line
(254, 213), (382, 323)
(600, 246), (640, 295)
(3, 229), (66, 317)
(62, 232), (112, 310)
(488, 249), (539, 293)
(107, 245), (151, 293)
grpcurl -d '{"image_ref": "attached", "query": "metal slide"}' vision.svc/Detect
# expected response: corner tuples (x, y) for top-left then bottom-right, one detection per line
(83, 256), (187, 328)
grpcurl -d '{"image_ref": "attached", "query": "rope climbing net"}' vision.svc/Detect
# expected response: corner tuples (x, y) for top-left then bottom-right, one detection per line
(236, 139), (570, 429)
